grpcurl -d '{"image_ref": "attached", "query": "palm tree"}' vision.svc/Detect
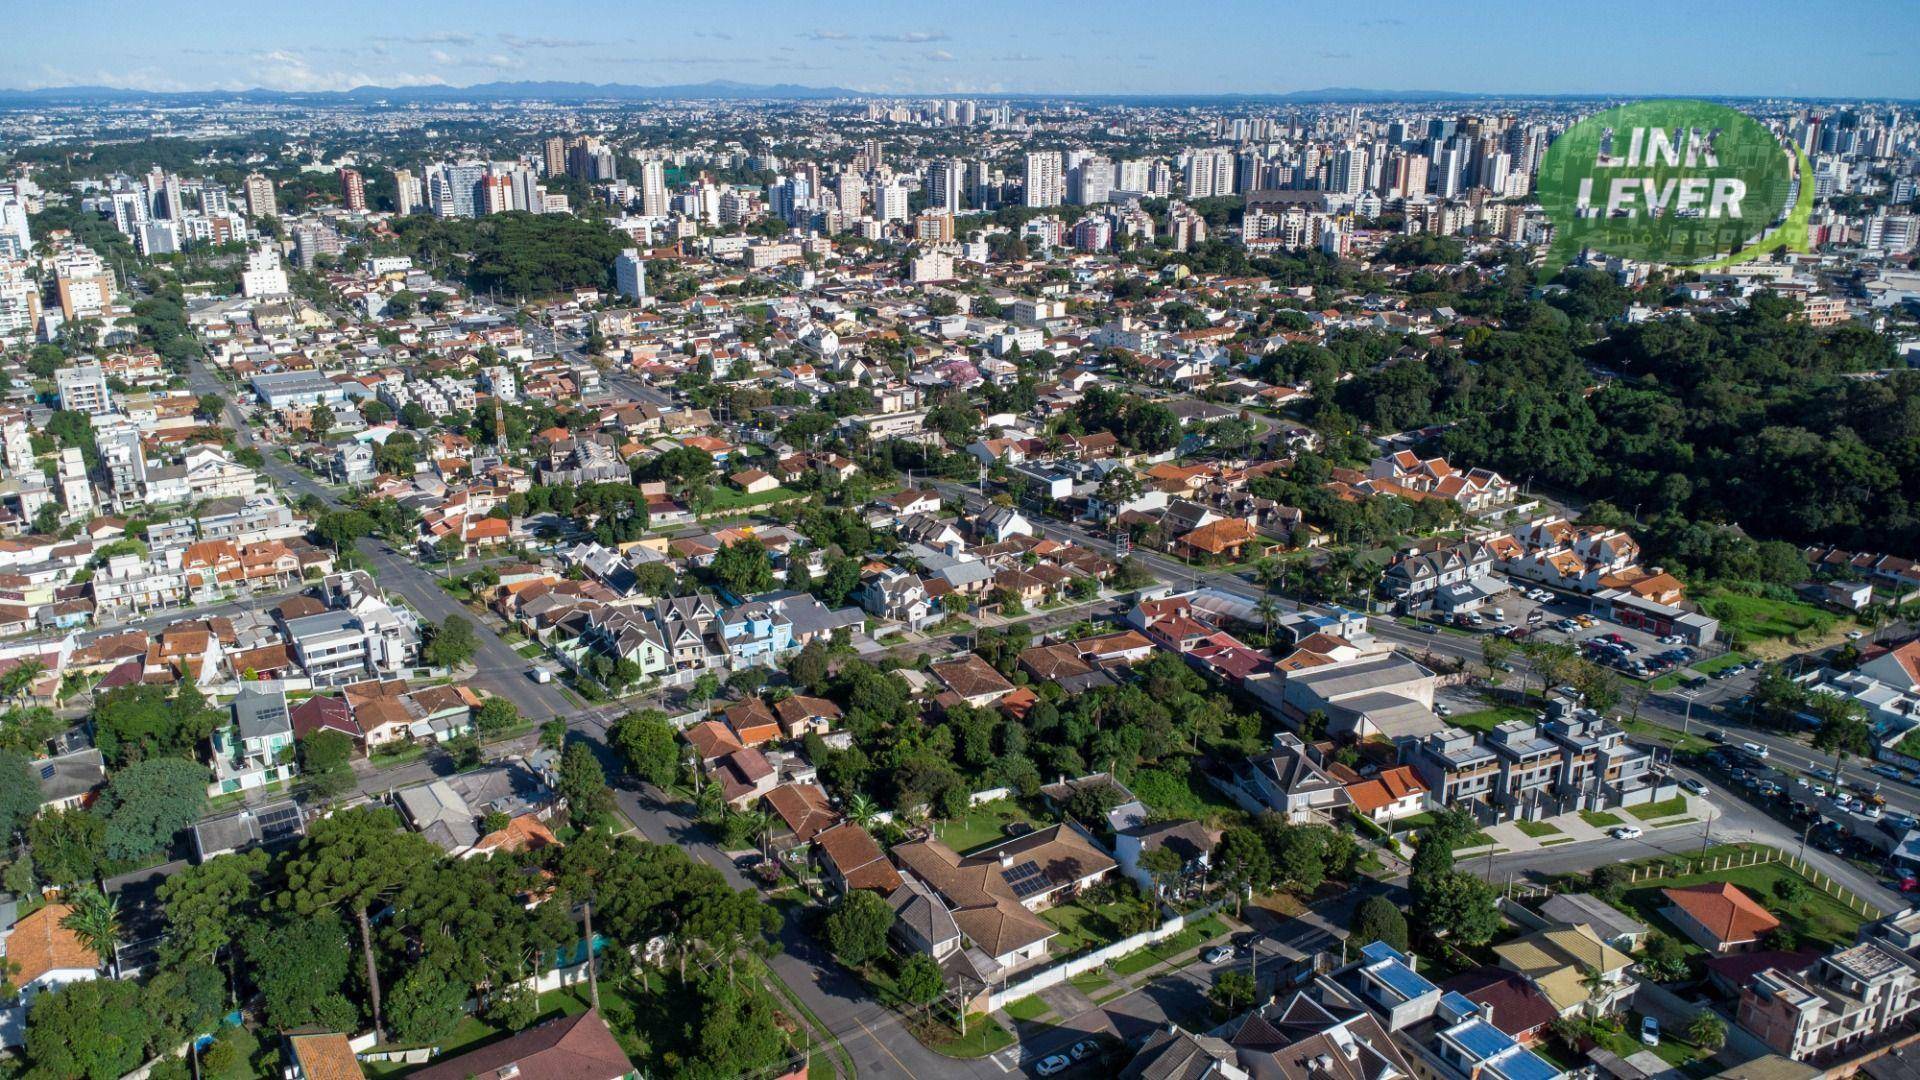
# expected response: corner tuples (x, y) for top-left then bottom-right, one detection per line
(845, 793), (880, 830)
(62, 888), (122, 972)
(1255, 595), (1279, 641)
(741, 809), (778, 864)
(1579, 964), (1610, 1014)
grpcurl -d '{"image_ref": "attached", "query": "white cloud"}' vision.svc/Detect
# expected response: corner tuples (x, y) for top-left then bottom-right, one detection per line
(870, 31), (949, 43)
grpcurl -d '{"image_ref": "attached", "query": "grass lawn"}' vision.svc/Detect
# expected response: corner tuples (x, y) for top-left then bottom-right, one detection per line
(202, 1024), (263, 1080)
(1003, 996), (1053, 1023)
(934, 799), (1038, 854)
(1069, 970), (1113, 994)
(1451, 830), (1495, 850)
(1109, 916), (1229, 976)
(1692, 651), (1749, 675)
(1515, 820), (1561, 838)
(1446, 705), (1540, 734)
(924, 1015), (1016, 1058)
(1627, 796), (1690, 821)
(514, 641), (544, 659)
(1041, 899), (1141, 956)
(1618, 717), (1716, 754)
(1616, 861), (1867, 955)
(1698, 587), (1835, 645)
(1581, 810), (1625, 827)
(701, 484), (804, 511)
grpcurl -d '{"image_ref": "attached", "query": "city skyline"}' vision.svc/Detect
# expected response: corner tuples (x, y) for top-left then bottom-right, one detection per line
(5, 0), (1918, 100)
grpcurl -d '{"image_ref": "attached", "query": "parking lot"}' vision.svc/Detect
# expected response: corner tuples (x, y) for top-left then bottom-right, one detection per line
(1421, 584), (1737, 684)
(1700, 743), (1920, 872)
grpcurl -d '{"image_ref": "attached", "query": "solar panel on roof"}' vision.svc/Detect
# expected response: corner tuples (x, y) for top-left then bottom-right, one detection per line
(1452, 1019), (1517, 1061)
(1493, 1048), (1563, 1080)
(1010, 875), (1050, 899)
(1372, 958), (1438, 1000)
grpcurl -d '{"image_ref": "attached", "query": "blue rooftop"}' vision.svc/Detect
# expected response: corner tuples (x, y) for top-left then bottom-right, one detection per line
(1450, 1018), (1516, 1061)
(1439, 991), (1482, 1020)
(1493, 1048), (1563, 1080)
(1360, 940), (1408, 964)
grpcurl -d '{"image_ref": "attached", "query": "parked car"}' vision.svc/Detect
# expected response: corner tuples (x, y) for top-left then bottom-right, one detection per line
(1611, 826), (1644, 840)
(1848, 630), (1866, 641)
(1680, 777), (1707, 795)
(1037, 1055), (1072, 1077)
(1641, 1016), (1661, 1046)
(1204, 946), (1233, 964)
(1742, 742), (1770, 759)
(1070, 1040), (1100, 1062)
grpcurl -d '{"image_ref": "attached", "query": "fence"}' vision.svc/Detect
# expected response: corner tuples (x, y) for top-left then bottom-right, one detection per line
(984, 899), (1227, 1013)
(1618, 845), (1887, 920)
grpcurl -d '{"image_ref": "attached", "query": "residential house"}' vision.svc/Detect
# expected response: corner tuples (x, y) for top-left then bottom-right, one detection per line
(891, 825), (1117, 990)
(407, 1009), (634, 1080)
(1342, 765), (1429, 826)
(1379, 541), (1502, 613)
(1233, 732), (1349, 822)
(1113, 819), (1215, 898)
(1536, 893), (1650, 953)
(283, 1031), (366, 1080)
(1226, 980), (1420, 1080)
(209, 685), (296, 797)
(816, 823), (903, 895)
(856, 566), (935, 629)
(1492, 924), (1634, 1017)
(1437, 968), (1560, 1046)
(1739, 916), (1920, 1062)
(1663, 882), (1782, 953)
(33, 748), (106, 812)
(0, 903), (98, 1047)
(930, 653), (1017, 708)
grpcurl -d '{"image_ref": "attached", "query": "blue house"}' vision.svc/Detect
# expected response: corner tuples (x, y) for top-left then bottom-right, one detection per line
(719, 600), (795, 667)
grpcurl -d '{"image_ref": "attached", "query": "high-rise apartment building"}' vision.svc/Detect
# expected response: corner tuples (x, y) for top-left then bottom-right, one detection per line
(926, 159), (963, 214)
(543, 135), (569, 178)
(392, 169), (421, 216)
(339, 168), (366, 212)
(243, 173), (276, 219)
(1023, 152), (1063, 208)
(1184, 148), (1235, 198)
(639, 160), (669, 217)
(614, 248), (647, 300)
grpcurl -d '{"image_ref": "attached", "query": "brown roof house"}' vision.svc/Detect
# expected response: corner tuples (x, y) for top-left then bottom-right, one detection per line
(890, 825), (1116, 990)
(1662, 881), (1782, 953)
(930, 653), (1016, 708)
(408, 1009), (634, 1080)
(816, 823), (903, 895)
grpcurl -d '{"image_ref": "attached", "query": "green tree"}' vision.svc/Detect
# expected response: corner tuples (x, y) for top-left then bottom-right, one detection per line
(892, 951), (947, 1024)
(1419, 871), (1502, 945)
(300, 729), (357, 798)
(1352, 895), (1411, 954)
(474, 696), (520, 734)
(158, 849), (269, 970)
(308, 404), (336, 441)
(1811, 694), (1872, 782)
(824, 888), (894, 968)
(1211, 968), (1258, 1012)
(21, 978), (155, 1080)
(386, 966), (467, 1045)
(26, 808), (103, 886)
(710, 538), (775, 596)
(244, 912), (357, 1032)
(281, 806), (442, 1044)
(0, 747), (38, 839)
(423, 615), (478, 668)
(1214, 827), (1273, 910)
(610, 709), (680, 788)
(97, 757), (209, 862)
(559, 742), (614, 827)
(1687, 1010), (1727, 1050)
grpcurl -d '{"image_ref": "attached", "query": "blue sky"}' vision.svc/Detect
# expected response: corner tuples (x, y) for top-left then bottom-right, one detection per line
(6, 0), (1916, 97)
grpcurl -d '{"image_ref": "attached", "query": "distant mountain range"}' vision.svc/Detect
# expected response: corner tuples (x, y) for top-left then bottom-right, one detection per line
(0, 80), (1900, 106)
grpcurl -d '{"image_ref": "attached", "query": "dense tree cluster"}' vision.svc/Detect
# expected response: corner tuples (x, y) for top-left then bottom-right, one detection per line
(390, 211), (628, 298)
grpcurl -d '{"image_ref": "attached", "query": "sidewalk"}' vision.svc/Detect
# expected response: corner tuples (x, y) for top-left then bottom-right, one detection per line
(1471, 795), (1705, 856)
(990, 909), (1247, 1029)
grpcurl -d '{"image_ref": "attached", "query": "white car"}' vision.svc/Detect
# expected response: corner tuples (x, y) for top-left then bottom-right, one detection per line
(1204, 946), (1233, 964)
(1610, 826), (1644, 840)
(1741, 742), (1769, 760)
(1037, 1054), (1072, 1077)
(1848, 630), (1865, 640)
(1680, 778), (1708, 794)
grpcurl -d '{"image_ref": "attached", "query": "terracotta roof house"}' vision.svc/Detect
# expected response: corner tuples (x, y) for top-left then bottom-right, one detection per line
(1662, 882), (1781, 953)
(929, 653), (1016, 707)
(284, 1031), (367, 1080)
(1343, 765), (1429, 825)
(890, 825), (1116, 984)
(816, 823), (902, 894)
(408, 1009), (634, 1080)
(773, 695), (842, 739)
(466, 815), (562, 860)
(763, 782), (841, 845)
(3, 902), (98, 998)
(1176, 517), (1257, 560)
(723, 698), (783, 746)
(685, 719), (745, 763)
(713, 747), (776, 809)
(1494, 925), (1634, 1015)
